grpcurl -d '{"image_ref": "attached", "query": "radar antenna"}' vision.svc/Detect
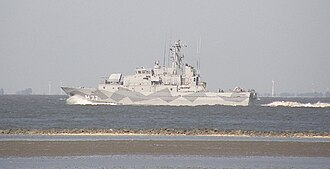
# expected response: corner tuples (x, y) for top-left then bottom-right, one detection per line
(163, 39), (166, 68)
(170, 40), (186, 70)
(196, 36), (202, 74)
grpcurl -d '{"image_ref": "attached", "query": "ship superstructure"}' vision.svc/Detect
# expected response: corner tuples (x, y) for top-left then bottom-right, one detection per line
(62, 40), (257, 106)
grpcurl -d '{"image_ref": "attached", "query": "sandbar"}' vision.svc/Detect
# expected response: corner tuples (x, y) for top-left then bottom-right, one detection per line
(1, 140), (329, 157)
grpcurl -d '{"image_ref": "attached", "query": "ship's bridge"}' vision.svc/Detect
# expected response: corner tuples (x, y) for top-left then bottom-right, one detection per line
(135, 67), (153, 76)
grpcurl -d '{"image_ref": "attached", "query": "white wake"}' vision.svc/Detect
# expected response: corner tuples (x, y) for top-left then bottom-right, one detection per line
(263, 101), (330, 108)
(66, 96), (117, 105)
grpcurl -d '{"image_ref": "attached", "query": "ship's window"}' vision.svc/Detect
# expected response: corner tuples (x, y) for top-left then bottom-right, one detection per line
(141, 88), (143, 90)
(103, 86), (105, 89)
(170, 88), (172, 91)
(138, 71), (141, 74)
(112, 87), (115, 89)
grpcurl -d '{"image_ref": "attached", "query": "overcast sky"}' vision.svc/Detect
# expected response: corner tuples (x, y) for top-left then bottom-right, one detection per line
(1, 0), (329, 94)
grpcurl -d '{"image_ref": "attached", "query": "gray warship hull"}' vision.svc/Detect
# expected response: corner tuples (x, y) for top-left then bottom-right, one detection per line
(62, 40), (257, 106)
(62, 87), (255, 106)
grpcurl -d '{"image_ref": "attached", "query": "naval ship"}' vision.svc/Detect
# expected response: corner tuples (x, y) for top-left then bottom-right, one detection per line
(62, 40), (257, 106)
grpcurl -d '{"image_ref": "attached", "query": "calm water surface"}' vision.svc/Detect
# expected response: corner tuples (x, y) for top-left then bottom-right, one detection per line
(0, 95), (329, 132)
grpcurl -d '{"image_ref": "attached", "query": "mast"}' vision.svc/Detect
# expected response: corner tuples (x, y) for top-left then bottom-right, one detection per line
(163, 39), (166, 68)
(170, 40), (186, 74)
(196, 36), (202, 74)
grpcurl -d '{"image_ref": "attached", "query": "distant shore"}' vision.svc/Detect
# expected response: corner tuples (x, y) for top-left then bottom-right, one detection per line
(1, 129), (329, 138)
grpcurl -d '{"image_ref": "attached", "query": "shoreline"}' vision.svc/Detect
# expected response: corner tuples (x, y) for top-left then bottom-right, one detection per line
(1, 129), (329, 138)
(2, 133), (330, 139)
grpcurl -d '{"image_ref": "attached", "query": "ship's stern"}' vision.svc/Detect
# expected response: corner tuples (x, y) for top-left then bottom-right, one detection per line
(248, 90), (258, 105)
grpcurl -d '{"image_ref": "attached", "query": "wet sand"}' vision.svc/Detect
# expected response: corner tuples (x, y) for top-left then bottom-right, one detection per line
(1, 129), (329, 158)
(1, 140), (329, 157)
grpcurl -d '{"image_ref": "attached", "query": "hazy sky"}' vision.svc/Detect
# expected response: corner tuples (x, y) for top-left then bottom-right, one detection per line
(1, 0), (329, 94)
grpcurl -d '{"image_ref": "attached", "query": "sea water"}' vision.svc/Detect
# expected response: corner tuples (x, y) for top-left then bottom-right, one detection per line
(0, 95), (329, 132)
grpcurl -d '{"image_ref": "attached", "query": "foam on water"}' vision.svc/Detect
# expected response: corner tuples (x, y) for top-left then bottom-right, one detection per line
(66, 96), (117, 105)
(263, 101), (330, 108)
(66, 96), (330, 107)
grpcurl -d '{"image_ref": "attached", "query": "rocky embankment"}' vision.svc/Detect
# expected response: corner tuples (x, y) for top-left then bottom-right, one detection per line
(0, 128), (329, 137)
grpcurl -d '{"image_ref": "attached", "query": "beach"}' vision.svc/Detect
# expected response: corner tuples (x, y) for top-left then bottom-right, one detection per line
(1, 135), (329, 157)
(1, 134), (330, 168)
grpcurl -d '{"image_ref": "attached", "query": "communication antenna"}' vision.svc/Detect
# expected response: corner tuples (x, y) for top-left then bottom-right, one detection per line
(163, 39), (166, 68)
(196, 36), (202, 72)
(167, 41), (171, 67)
(165, 35), (171, 67)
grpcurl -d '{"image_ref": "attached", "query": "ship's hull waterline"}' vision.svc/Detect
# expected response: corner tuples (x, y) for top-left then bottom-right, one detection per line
(62, 87), (255, 106)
